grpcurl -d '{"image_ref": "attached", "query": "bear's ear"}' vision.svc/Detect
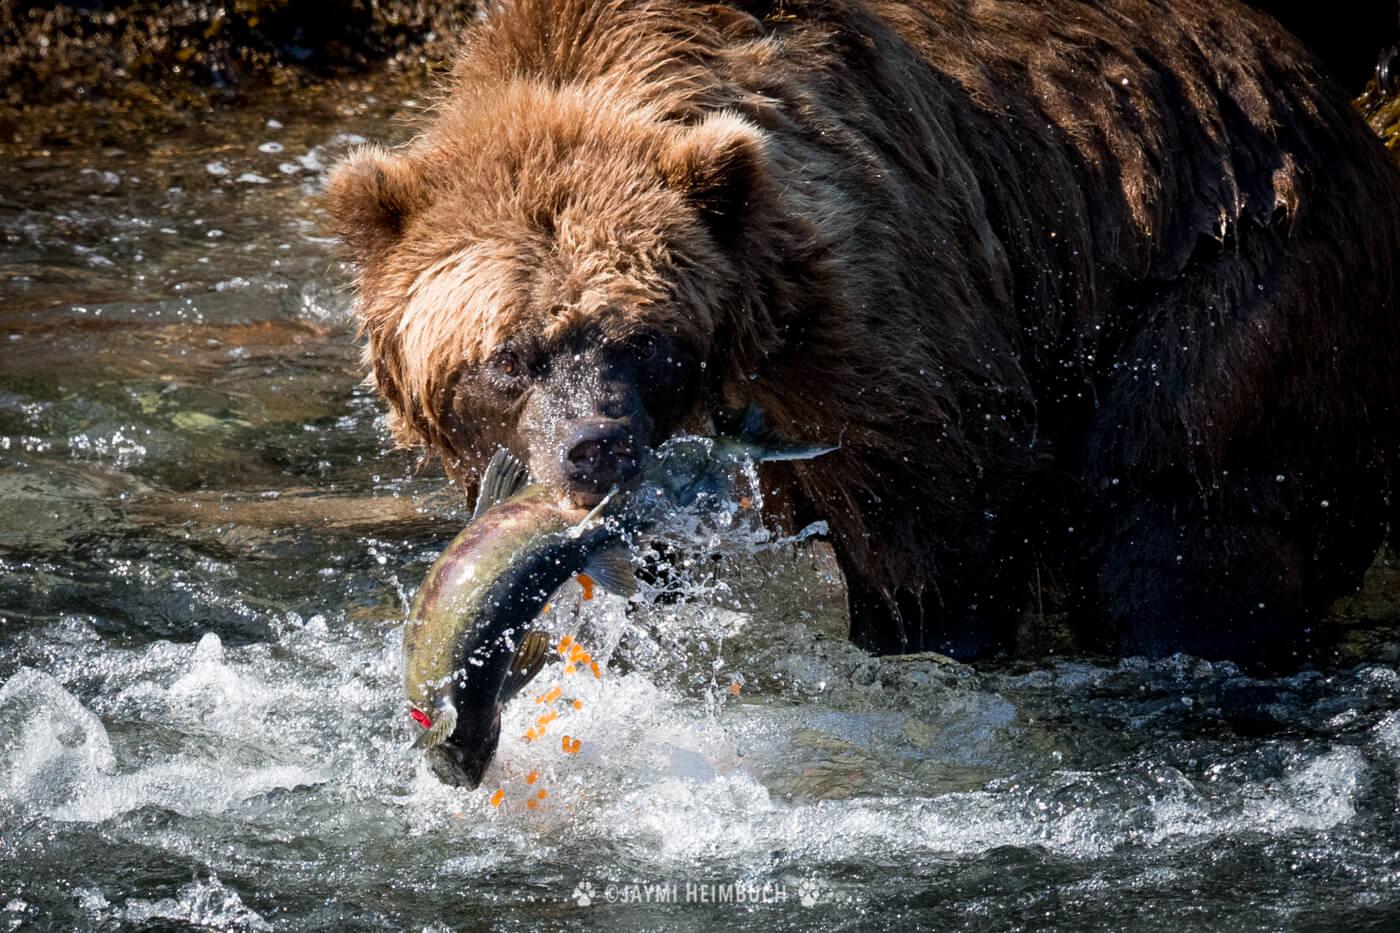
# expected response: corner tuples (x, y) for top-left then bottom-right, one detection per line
(327, 146), (426, 264)
(660, 112), (767, 244)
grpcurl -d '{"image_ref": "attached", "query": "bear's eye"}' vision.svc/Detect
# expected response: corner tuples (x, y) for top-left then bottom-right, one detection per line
(486, 348), (530, 391)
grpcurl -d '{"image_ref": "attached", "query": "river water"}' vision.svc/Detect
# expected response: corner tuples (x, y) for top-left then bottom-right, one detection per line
(3, 80), (1400, 931)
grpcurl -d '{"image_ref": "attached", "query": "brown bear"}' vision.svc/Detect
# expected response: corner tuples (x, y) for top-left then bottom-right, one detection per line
(329, 0), (1400, 666)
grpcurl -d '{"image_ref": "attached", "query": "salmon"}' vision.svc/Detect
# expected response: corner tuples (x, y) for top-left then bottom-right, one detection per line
(403, 407), (835, 787)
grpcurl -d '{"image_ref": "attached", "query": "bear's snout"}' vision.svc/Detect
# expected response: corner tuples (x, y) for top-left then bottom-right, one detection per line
(560, 418), (641, 502)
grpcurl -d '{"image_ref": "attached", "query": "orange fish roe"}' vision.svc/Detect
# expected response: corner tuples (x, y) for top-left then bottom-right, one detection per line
(527, 799), (538, 810)
(564, 664), (577, 675)
(569, 643), (588, 663)
(536, 788), (548, 800)
(524, 727), (539, 742)
(739, 495), (753, 509)
(561, 735), (582, 755)
(572, 699), (584, 711)
(729, 680), (743, 696)
(541, 602), (553, 614)
(557, 634), (574, 656)
(589, 660), (602, 679)
(537, 710), (558, 728)
(577, 574), (595, 600)
(540, 686), (562, 704)
(490, 789), (505, 808)
(525, 770), (539, 785)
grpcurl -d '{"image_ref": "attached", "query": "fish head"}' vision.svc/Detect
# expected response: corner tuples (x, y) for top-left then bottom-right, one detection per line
(425, 704), (502, 789)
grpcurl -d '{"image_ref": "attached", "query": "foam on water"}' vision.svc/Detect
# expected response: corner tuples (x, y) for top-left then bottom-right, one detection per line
(0, 598), (1382, 856)
(4, 548), (1400, 927)
(74, 875), (273, 930)
(0, 669), (115, 811)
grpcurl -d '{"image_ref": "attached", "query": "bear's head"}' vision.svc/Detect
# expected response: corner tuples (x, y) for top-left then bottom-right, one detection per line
(328, 84), (771, 505)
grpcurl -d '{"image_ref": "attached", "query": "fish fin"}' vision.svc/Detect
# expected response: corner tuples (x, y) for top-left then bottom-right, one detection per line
(583, 547), (637, 598)
(413, 697), (458, 750)
(502, 629), (551, 702)
(473, 449), (529, 520)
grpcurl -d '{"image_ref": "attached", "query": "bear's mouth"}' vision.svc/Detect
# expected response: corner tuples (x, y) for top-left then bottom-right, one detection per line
(561, 459), (646, 510)
(566, 489), (610, 509)
(555, 434), (643, 509)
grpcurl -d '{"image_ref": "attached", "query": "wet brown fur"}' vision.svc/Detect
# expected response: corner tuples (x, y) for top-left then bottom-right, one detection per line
(330, 0), (1400, 661)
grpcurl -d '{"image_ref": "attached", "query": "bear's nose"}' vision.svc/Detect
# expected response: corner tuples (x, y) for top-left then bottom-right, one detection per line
(561, 420), (640, 492)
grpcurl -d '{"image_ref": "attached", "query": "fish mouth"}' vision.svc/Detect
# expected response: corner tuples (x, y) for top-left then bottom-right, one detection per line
(426, 742), (491, 789)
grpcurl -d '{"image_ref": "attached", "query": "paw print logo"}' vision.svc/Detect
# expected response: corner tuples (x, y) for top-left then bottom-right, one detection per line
(796, 877), (824, 908)
(571, 881), (595, 907)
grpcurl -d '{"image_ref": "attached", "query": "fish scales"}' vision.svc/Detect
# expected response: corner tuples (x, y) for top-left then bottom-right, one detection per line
(403, 486), (590, 712)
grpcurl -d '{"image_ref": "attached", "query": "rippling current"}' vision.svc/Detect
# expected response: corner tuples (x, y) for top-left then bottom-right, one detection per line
(3, 80), (1400, 931)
